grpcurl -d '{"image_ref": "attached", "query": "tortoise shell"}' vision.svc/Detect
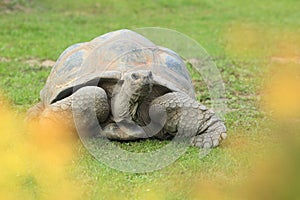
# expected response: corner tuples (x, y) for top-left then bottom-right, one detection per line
(40, 29), (195, 105)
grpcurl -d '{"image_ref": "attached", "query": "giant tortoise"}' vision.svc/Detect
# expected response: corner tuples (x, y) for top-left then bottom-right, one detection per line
(27, 29), (227, 148)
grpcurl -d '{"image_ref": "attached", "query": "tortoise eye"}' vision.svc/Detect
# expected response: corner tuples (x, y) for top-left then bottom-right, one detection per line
(148, 71), (153, 79)
(131, 73), (139, 80)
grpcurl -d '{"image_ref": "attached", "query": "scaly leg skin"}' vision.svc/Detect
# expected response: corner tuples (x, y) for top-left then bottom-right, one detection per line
(40, 86), (110, 134)
(150, 92), (227, 148)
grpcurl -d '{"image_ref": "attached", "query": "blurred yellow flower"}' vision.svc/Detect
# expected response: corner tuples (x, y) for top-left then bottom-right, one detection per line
(0, 95), (80, 200)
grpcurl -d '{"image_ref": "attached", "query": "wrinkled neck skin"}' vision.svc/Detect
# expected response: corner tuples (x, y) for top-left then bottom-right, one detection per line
(111, 79), (153, 123)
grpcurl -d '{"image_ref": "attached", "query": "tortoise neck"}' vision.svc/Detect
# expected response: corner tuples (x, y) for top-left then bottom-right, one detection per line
(111, 81), (152, 122)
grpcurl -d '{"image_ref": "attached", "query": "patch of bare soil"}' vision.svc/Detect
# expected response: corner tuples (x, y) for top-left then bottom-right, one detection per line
(41, 60), (56, 67)
(0, 56), (55, 68)
(25, 58), (56, 67)
(0, 57), (10, 62)
(0, 0), (32, 13)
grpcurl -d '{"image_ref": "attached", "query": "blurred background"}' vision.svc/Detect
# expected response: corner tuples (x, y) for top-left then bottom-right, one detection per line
(0, 0), (299, 199)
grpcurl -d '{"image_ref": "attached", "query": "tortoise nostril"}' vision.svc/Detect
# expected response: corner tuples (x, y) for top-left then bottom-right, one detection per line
(131, 73), (139, 80)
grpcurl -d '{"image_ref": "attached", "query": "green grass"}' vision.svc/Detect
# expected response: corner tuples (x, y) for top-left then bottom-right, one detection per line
(0, 0), (299, 199)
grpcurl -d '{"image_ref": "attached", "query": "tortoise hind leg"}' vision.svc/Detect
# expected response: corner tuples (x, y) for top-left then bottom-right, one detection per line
(39, 86), (110, 132)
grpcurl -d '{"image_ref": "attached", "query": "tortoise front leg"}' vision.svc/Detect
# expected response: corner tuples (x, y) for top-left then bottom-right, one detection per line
(39, 86), (110, 132)
(150, 92), (227, 148)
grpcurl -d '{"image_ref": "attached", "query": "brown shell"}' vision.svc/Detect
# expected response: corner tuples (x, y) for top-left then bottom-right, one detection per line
(41, 29), (195, 105)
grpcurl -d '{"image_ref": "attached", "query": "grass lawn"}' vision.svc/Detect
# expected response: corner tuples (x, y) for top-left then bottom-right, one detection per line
(0, 0), (300, 199)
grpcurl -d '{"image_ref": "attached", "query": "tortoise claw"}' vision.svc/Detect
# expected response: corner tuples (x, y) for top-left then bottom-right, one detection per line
(191, 131), (227, 148)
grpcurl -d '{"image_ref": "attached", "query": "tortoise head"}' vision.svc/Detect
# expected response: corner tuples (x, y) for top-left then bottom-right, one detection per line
(111, 70), (154, 122)
(122, 70), (154, 98)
